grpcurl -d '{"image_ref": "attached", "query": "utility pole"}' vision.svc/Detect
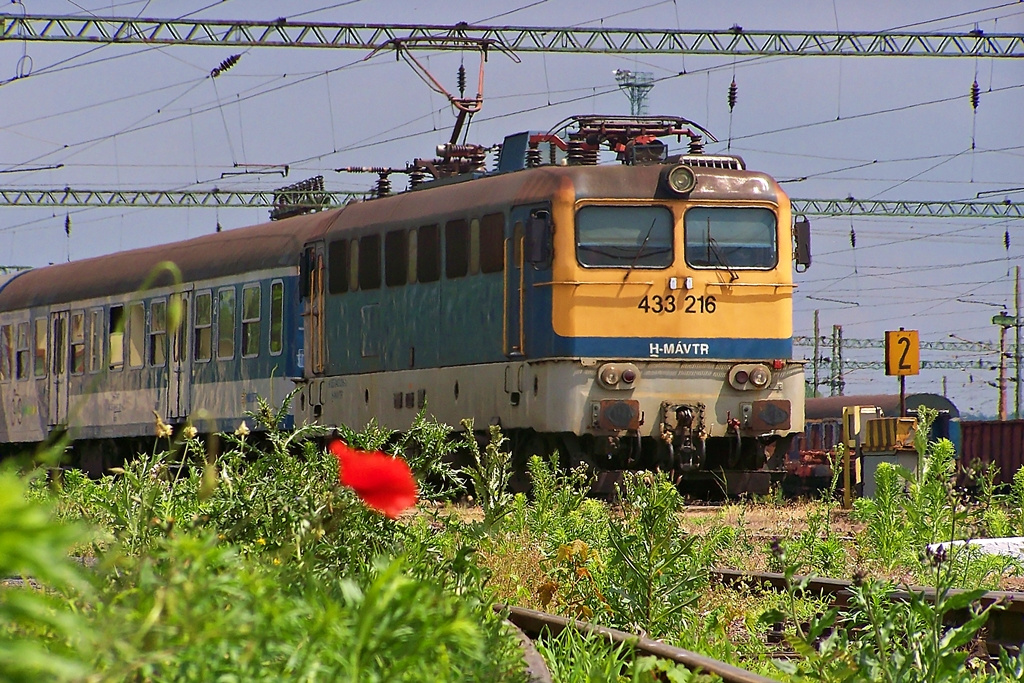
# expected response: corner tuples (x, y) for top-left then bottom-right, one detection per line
(613, 69), (655, 116)
(813, 310), (820, 398)
(830, 324), (845, 396)
(1016, 265), (1021, 419)
(994, 310), (1014, 421)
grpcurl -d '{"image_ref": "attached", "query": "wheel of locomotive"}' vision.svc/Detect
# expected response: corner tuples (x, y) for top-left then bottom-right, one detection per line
(764, 434), (794, 470)
(556, 432), (597, 471)
(508, 428), (556, 494)
(746, 438), (767, 471)
(641, 437), (674, 474)
(723, 438), (765, 470)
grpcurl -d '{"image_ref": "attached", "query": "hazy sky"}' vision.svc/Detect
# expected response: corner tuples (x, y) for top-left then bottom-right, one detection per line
(1, 1), (1022, 415)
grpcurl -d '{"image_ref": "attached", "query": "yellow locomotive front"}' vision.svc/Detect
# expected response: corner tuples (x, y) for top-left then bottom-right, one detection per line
(516, 118), (809, 476)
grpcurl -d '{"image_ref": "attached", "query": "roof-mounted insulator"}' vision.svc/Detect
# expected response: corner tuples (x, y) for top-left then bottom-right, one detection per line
(211, 54), (241, 78)
(375, 172), (392, 198)
(408, 167), (426, 189)
(567, 139), (586, 165)
(526, 145), (542, 168)
(728, 78), (738, 112)
(970, 80), (980, 110)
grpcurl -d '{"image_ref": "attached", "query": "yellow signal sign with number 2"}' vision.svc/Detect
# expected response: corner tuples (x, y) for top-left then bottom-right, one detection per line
(885, 330), (920, 376)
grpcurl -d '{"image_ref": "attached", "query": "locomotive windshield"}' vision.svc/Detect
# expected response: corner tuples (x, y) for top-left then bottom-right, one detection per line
(684, 207), (777, 269)
(575, 205), (673, 268)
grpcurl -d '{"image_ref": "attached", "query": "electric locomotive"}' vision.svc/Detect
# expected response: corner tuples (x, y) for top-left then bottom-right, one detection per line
(297, 115), (811, 479)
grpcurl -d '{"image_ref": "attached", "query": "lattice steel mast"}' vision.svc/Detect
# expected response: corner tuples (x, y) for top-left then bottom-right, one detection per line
(2, 15), (1022, 57)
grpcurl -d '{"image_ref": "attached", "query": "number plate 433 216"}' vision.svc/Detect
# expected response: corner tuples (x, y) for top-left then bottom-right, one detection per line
(637, 294), (716, 314)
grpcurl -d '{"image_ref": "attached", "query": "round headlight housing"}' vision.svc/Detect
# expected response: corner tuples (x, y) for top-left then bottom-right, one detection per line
(749, 367), (771, 388)
(663, 164), (697, 195)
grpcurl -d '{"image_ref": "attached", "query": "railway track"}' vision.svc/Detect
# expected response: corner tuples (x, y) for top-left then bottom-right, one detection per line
(501, 604), (779, 683)
(711, 568), (1024, 654)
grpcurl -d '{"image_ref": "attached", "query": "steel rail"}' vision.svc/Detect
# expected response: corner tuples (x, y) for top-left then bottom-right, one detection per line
(711, 568), (1024, 653)
(0, 188), (1018, 219)
(500, 604), (780, 683)
(1, 15), (1022, 57)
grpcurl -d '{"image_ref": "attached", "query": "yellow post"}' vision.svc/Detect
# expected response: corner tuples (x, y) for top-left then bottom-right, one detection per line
(842, 442), (851, 509)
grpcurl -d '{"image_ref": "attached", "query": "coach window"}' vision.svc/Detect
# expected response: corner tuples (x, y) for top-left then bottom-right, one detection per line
(51, 317), (66, 377)
(576, 205), (673, 268)
(328, 240), (348, 294)
(358, 234), (381, 290)
(109, 306), (124, 371)
(480, 213), (505, 273)
(128, 303), (145, 368)
(33, 319), (47, 378)
(149, 300), (167, 367)
(15, 323), (29, 379)
(445, 219), (469, 279)
(417, 224), (440, 283)
(269, 281), (284, 356)
(385, 229), (407, 287)
(194, 292), (212, 362)
(0, 324), (11, 381)
(242, 284), (261, 358)
(684, 206), (777, 269)
(70, 311), (86, 375)
(89, 309), (103, 373)
(217, 288), (236, 360)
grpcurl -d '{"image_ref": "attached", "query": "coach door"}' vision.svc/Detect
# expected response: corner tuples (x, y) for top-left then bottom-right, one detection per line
(505, 212), (526, 356)
(505, 204), (552, 357)
(301, 241), (326, 375)
(167, 289), (192, 420)
(48, 309), (70, 428)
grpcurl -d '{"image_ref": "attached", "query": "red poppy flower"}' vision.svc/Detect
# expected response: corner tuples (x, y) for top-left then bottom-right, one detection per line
(328, 440), (418, 519)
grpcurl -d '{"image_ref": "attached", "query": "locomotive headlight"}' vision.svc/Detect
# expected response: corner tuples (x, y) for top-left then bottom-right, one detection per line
(729, 363), (771, 390)
(749, 367), (770, 388)
(597, 362), (639, 390)
(662, 164), (697, 195)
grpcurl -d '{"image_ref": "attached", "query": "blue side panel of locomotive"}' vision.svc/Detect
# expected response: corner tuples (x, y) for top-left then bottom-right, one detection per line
(325, 274), (508, 373)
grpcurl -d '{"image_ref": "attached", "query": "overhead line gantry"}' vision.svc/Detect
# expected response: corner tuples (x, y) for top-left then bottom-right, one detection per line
(2, 14), (1022, 57)
(0, 188), (1018, 219)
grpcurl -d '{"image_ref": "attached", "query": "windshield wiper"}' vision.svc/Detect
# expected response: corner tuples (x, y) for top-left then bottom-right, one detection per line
(706, 220), (739, 282)
(623, 217), (659, 281)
